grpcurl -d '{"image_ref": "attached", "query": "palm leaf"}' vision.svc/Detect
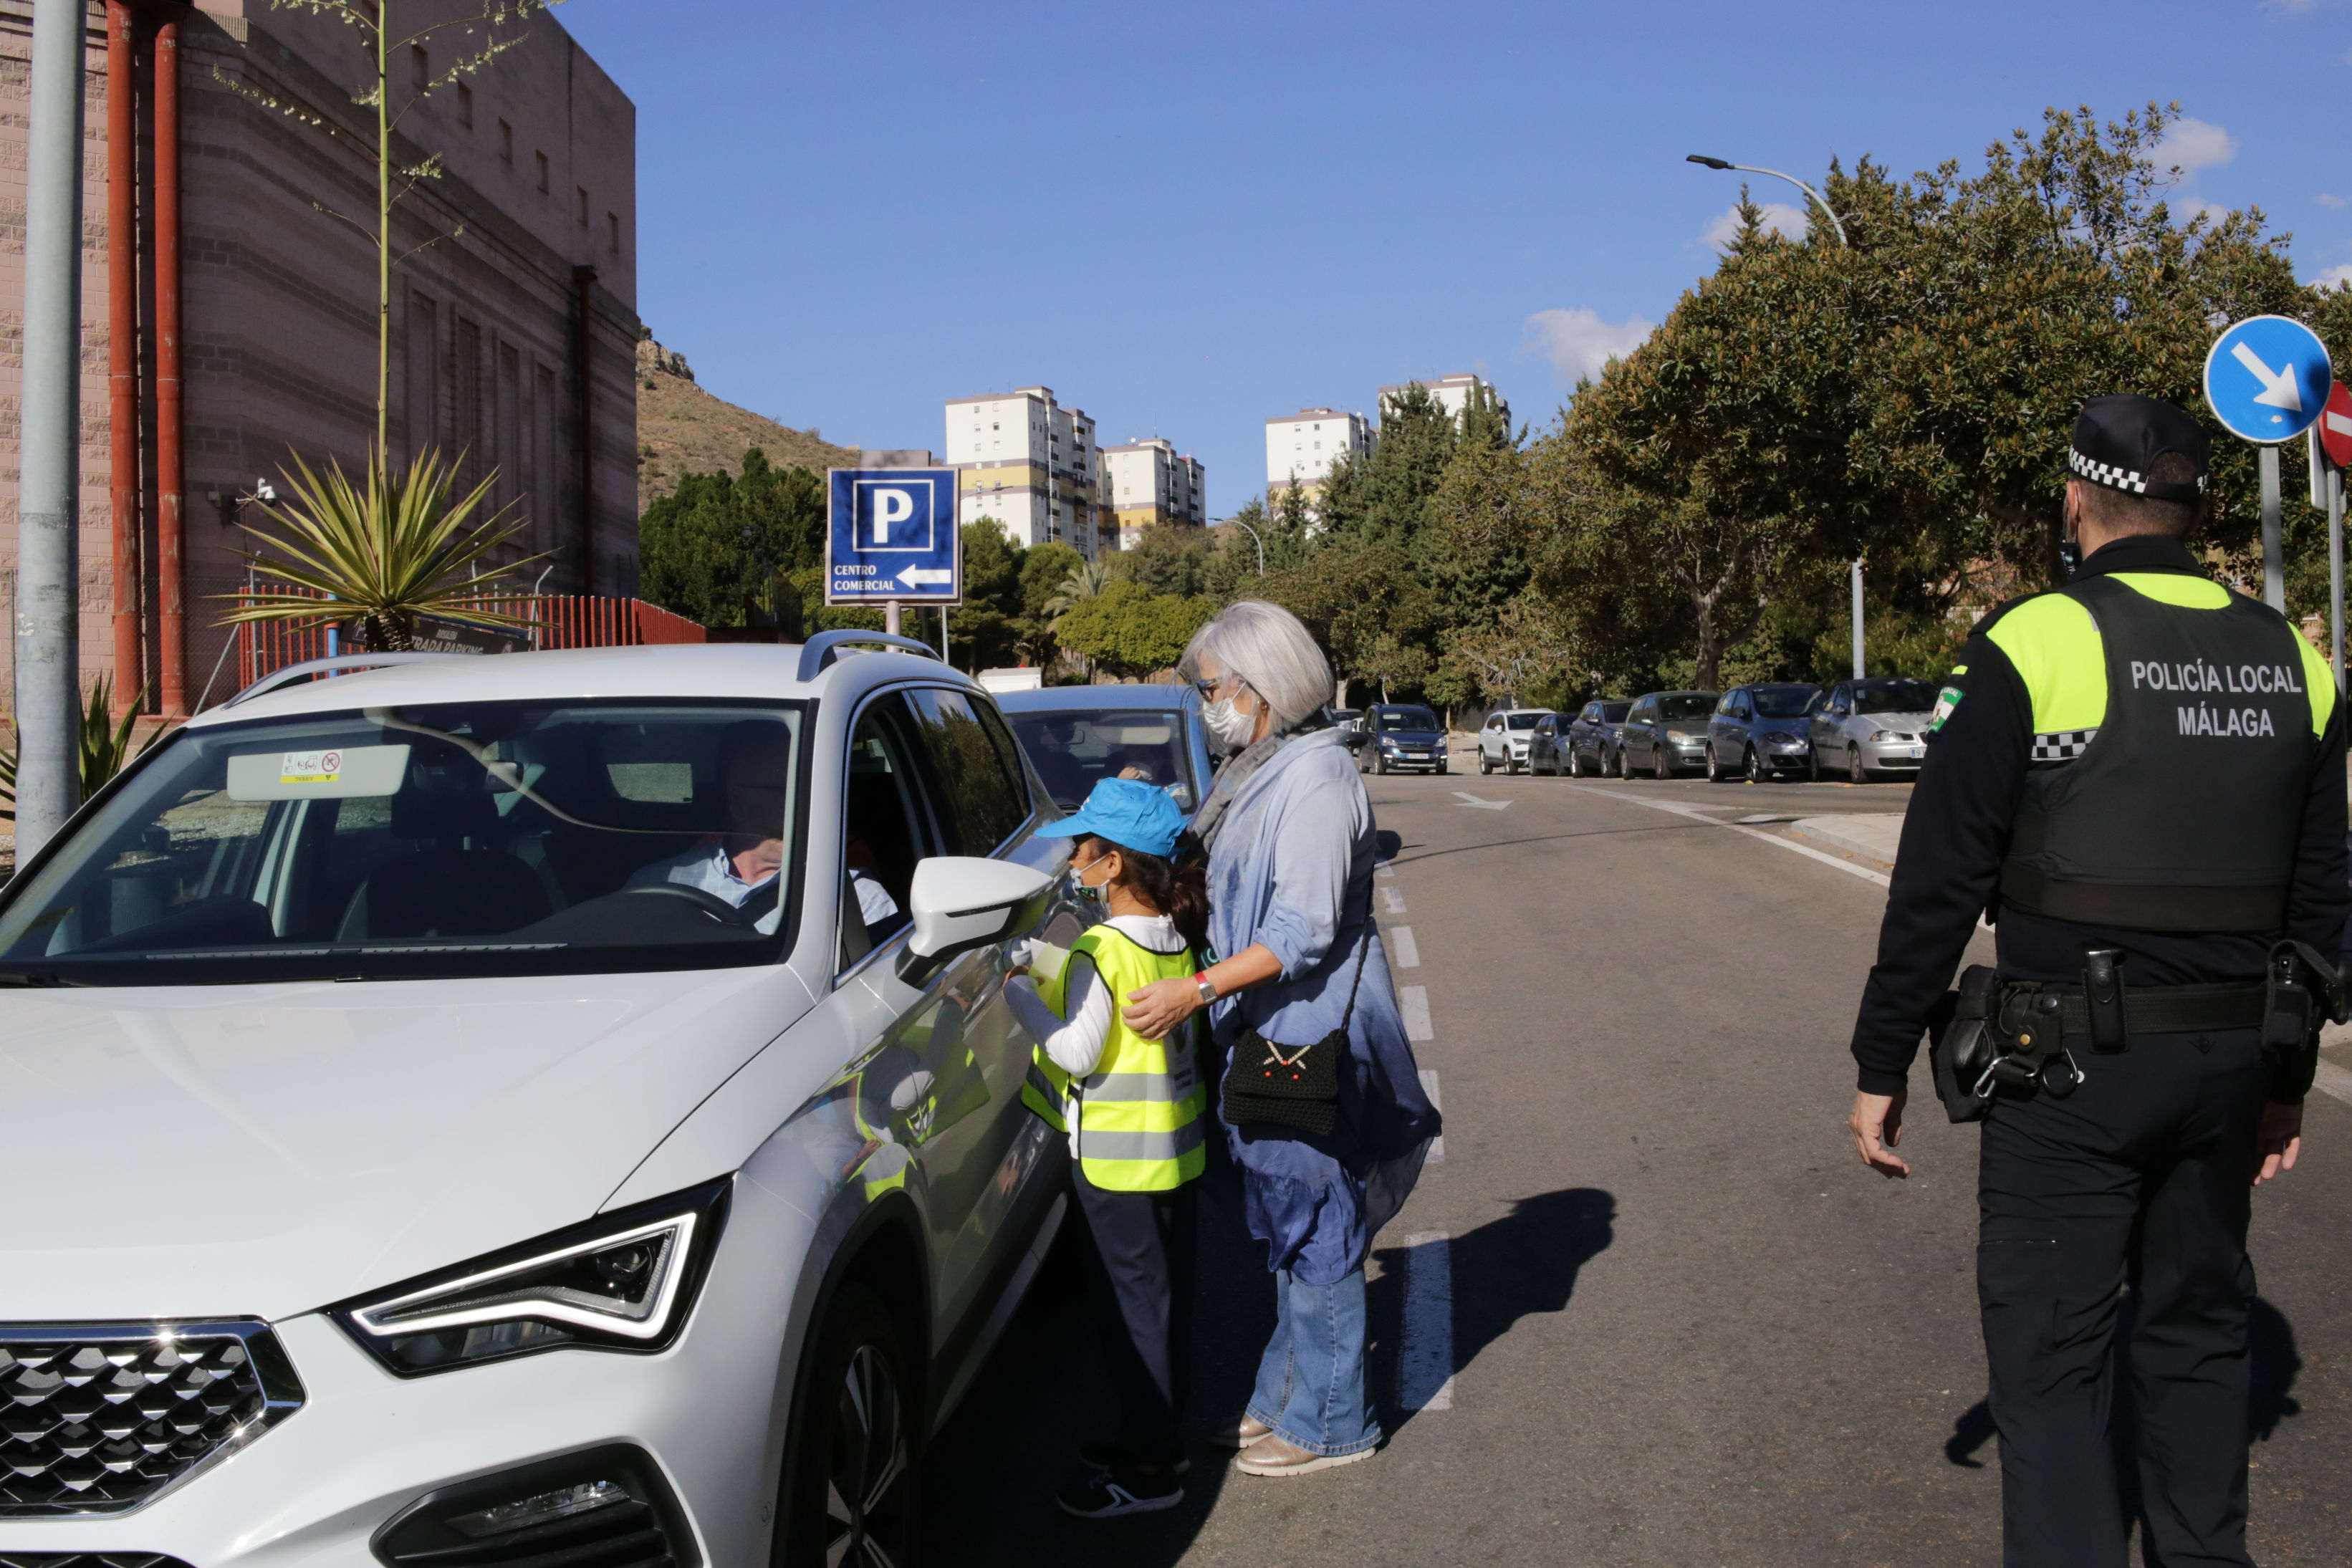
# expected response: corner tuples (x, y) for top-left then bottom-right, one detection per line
(216, 446), (552, 650)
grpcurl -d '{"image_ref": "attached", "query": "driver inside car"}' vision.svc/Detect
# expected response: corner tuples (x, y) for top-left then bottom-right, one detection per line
(628, 726), (898, 933)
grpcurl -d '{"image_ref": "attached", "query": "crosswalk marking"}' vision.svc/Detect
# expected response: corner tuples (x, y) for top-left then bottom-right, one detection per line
(1399, 985), (1433, 1041)
(1397, 1231), (1456, 1411)
(1381, 885), (1406, 914)
(1390, 925), (1420, 968)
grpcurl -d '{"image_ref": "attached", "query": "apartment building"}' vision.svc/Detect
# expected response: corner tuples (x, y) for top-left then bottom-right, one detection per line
(0, 0), (640, 714)
(1264, 407), (1372, 507)
(1101, 438), (1205, 550)
(1377, 372), (1509, 426)
(943, 386), (1110, 559)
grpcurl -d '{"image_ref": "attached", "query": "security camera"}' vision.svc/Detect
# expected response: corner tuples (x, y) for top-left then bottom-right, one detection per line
(254, 478), (277, 503)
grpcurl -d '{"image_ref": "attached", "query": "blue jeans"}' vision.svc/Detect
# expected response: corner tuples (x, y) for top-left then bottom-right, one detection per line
(1246, 1265), (1379, 1457)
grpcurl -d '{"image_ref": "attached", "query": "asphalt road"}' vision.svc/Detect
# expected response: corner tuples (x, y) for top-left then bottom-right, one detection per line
(925, 766), (2352, 1567)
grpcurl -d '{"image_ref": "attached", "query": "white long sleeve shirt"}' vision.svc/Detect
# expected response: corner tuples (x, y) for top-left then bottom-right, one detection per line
(1003, 914), (1185, 1153)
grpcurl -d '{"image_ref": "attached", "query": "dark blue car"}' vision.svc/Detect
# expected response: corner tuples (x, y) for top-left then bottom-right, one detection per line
(1353, 703), (1449, 775)
(1704, 683), (1823, 782)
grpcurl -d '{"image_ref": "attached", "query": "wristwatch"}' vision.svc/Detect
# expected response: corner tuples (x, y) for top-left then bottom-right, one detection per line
(1195, 976), (1219, 1006)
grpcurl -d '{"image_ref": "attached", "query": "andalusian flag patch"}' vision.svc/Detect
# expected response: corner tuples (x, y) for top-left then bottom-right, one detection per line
(1928, 668), (1965, 734)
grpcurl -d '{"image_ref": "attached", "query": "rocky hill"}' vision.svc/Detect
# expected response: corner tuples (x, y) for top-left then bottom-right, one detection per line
(635, 335), (860, 509)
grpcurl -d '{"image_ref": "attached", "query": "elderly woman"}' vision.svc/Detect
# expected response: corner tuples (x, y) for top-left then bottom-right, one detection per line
(1121, 600), (1439, 1477)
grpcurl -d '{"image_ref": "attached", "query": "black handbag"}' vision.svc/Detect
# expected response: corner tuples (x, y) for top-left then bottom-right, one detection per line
(1221, 915), (1372, 1139)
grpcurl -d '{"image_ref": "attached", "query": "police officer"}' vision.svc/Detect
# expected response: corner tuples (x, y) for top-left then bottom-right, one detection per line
(1845, 395), (2349, 1568)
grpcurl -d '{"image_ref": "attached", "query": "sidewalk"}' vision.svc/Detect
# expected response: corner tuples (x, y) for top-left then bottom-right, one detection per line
(1791, 813), (1906, 870)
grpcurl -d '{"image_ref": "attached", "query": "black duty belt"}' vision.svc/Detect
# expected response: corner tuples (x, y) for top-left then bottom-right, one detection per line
(2032, 979), (2269, 1039)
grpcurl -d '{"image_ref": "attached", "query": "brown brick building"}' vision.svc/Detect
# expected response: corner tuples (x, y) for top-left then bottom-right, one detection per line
(0, 0), (640, 717)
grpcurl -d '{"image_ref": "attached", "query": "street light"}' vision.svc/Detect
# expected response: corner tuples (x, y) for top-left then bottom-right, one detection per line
(1689, 152), (1861, 676)
(1227, 516), (1266, 575)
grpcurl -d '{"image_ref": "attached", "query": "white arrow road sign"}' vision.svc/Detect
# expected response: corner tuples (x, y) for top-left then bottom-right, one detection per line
(2233, 340), (2306, 413)
(897, 565), (954, 587)
(1450, 791), (1511, 811)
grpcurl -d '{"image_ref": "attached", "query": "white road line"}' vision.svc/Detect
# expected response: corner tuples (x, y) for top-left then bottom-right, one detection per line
(1562, 783), (1891, 890)
(1450, 790), (1512, 810)
(1397, 1230), (1456, 1412)
(2315, 1057), (2352, 1109)
(1400, 984), (1434, 1041)
(1390, 925), (1421, 968)
(1419, 1067), (1444, 1162)
(1377, 863), (1396, 879)
(1381, 885), (1407, 914)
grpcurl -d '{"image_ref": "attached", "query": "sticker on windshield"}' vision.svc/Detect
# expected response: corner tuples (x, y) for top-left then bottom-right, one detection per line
(228, 744), (411, 801)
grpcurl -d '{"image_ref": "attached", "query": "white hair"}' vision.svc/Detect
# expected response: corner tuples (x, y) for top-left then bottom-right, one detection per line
(1180, 600), (1333, 734)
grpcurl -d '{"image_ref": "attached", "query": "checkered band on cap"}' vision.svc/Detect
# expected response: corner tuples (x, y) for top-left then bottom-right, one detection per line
(2030, 728), (2097, 763)
(2068, 447), (2208, 496)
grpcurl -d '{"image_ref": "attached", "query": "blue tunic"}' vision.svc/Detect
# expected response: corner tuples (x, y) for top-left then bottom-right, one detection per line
(1204, 728), (1439, 1284)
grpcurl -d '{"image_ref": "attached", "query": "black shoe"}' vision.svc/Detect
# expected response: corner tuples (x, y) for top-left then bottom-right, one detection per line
(1079, 1439), (1191, 1476)
(1056, 1463), (1184, 1519)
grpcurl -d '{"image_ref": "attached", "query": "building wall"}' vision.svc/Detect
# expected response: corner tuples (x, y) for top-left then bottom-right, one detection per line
(1264, 407), (1370, 500)
(0, 0), (638, 715)
(1103, 436), (1204, 549)
(1376, 372), (1507, 426)
(946, 385), (1108, 559)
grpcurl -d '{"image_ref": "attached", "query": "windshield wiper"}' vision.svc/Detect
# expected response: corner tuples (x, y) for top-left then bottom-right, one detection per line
(0, 969), (91, 986)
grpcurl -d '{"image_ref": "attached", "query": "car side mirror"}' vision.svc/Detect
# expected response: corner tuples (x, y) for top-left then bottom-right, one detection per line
(896, 856), (1054, 986)
(1342, 729), (1369, 750)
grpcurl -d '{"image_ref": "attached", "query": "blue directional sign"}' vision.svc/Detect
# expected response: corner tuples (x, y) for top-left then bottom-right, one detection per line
(2204, 315), (2333, 444)
(826, 468), (962, 606)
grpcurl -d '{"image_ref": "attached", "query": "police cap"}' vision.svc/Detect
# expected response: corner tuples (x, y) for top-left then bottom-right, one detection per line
(2067, 395), (2210, 504)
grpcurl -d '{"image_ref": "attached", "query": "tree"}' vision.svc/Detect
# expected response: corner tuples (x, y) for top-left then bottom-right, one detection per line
(1115, 522), (1214, 597)
(638, 448), (825, 627)
(227, 1), (559, 463)
(221, 448), (542, 650)
(1444, 596), (1576, 710)
(946, 517), (1029, 672)
(1053, 582), (1214, 678)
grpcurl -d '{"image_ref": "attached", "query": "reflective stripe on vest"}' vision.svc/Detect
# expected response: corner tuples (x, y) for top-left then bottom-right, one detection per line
(1988, 572), (2326, 931)
(1022, 926), (1205, 1191)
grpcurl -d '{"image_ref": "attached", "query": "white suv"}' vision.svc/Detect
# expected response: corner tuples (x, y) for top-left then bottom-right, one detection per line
(0, 633), (1080, 1568)
(1477, 708), (1554, 774)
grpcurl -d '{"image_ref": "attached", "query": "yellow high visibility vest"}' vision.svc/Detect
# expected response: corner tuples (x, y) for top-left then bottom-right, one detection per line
(1019, 926), (1205, 1192)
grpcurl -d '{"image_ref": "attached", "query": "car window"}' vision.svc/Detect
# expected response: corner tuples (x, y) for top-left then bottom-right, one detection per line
(0, 698), (810, 986)
(838, 697), (931, 970)
(1716, 693), (1737, 716)
(1657, 695), (1714, 721)
(1753, 687), (1818, 718)
(1852, 679), (1939, 715)
(1006, 706), (1199, 814)
(1504, 713), (1545, 730)
(1373, 706), (1438, 731)
(1600, 701), (1630, 722)
(903, 688), (1029, 856)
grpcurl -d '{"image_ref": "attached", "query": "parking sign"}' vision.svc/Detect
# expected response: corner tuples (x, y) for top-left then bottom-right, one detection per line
(826, 468), (961, 606)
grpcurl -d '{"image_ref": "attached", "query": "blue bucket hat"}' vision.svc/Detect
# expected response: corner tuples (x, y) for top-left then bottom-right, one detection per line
(1035, 776), (1185, 860)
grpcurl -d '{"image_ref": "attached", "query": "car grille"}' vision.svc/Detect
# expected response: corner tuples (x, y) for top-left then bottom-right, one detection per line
(0, 1555), (196, 1568)
(0, 1322), (304, 1518)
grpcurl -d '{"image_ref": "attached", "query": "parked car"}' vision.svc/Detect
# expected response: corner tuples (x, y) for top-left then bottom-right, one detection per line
(995, 682), (1213, 815)
(1477, 708), (1555, 774)
(1527, 712), (1570, 774)
(1330, 706), (1365, 737)
(0, 632), (1083, 1568)
(1352, 701), (1450, 775)
(1809, 675), (1941, 781)
(1565, 698), (1633, 776)
(1618, 691), (1719, 778)
(1706, 682), (1823, 782)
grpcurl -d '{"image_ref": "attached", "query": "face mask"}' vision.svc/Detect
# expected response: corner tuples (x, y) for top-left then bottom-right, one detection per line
(1204, 693), (1257, 754)
(1071, 852), (1112, 910)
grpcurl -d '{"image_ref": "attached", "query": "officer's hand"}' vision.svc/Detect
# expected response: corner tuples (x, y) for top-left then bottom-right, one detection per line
(1850, 1090), (1911, 1179)
(2254, 1100), (2305, 1186)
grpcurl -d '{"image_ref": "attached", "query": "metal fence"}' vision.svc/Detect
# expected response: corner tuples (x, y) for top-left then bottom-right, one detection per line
(231, 593), (708, 694)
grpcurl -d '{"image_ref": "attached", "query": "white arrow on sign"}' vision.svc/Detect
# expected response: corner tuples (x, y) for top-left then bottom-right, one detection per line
(1450, 791), (1511, 811)
(897, 565), (954, 587)
(2232, 340), (2305, 413)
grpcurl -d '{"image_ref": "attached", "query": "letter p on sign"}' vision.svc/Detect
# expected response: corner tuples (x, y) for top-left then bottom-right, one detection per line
(870, 488), (914, 544)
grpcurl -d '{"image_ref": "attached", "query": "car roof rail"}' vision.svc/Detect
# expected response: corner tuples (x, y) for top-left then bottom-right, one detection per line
(795, 629), (941, 684)
(224, 652), (456, 708)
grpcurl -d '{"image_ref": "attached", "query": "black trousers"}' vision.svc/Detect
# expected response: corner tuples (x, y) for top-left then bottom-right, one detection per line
(1072, 1165), (1196, 1466)
(1977, 1026), (2270, 1568)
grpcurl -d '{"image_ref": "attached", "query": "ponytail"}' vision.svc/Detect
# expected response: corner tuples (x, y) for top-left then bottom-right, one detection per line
(1108, 829), (1211, 953)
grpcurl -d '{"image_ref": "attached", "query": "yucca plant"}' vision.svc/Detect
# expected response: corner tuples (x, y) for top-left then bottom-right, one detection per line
(1, 678), (174, 824)
(219, 446), (549, 652)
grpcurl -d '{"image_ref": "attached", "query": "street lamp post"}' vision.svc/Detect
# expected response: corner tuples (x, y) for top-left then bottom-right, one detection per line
(1688, 153), (1864, 678)
(1228, 516), (1266, 576)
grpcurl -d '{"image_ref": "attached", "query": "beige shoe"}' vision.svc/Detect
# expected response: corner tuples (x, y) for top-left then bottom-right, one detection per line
(1233, 1434), (1376, 1477)
(1210, 1415), (1272, 1450)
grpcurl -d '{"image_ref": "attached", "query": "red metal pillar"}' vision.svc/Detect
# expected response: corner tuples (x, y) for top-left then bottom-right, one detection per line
(105, 0), (140, 715)
(153, 5), (186, 713)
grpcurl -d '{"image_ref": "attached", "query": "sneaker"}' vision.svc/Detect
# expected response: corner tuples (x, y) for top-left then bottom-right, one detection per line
(1209, 1415), (1272, 1450)
(1232, 1434), (1377, 1478)
(1056, 1463), (1185, 1519)
(1079, 1439), (1190, 1476)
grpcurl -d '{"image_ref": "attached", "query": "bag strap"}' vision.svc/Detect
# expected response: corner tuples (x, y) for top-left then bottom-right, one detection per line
(1335, 885), (1376, 1034)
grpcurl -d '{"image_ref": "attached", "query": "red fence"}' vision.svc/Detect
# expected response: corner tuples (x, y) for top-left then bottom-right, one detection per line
(233, 593), (707, 693)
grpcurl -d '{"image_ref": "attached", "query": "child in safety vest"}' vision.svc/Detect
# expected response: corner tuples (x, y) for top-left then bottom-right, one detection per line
(1001, 776), (1209, 1519)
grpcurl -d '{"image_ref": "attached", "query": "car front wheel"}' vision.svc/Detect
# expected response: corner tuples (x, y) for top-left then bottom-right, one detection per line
(1567, 747), (1584, 778)
(1705, 746), (1724, 783)
(780, 1284), (917, 1568)
(1745, 746), (1765, 784)
(1653, 746), (1670, 781)
(1479, 749), (1493, 775)
(1808, 746), (1823, 783)
(1849, 746), (1868, 785)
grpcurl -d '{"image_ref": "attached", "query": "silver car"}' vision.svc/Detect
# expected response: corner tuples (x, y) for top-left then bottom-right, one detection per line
(1808, 676), (1941, 782)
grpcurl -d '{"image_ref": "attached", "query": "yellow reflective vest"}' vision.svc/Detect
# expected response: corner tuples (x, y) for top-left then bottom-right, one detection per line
(1019, 926), (1206, 1192)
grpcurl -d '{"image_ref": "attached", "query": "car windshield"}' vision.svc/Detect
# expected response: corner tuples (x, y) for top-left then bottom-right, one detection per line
(1657, 695), (1715, 721)
(1596, 702), (1630, 722)
(1007, 708), (1197, 813)
(1374, 706), (1439, 731)
(0, 698), (808, 986)
(1752, 687), (1819, 718)
(1504, 713), (1547, 730)
(1853, 680), (1937, 714)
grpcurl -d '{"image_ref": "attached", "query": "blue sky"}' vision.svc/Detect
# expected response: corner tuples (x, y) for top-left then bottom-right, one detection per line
(560, 0), (2352, 519)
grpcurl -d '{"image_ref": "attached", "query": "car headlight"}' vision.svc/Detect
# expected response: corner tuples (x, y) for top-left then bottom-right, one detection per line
(1671, 733), (1704, 746)
(1870, 729), (1891, 742)
(332, 1177), (731, 1376)
(1770, 734), (1809, 748)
